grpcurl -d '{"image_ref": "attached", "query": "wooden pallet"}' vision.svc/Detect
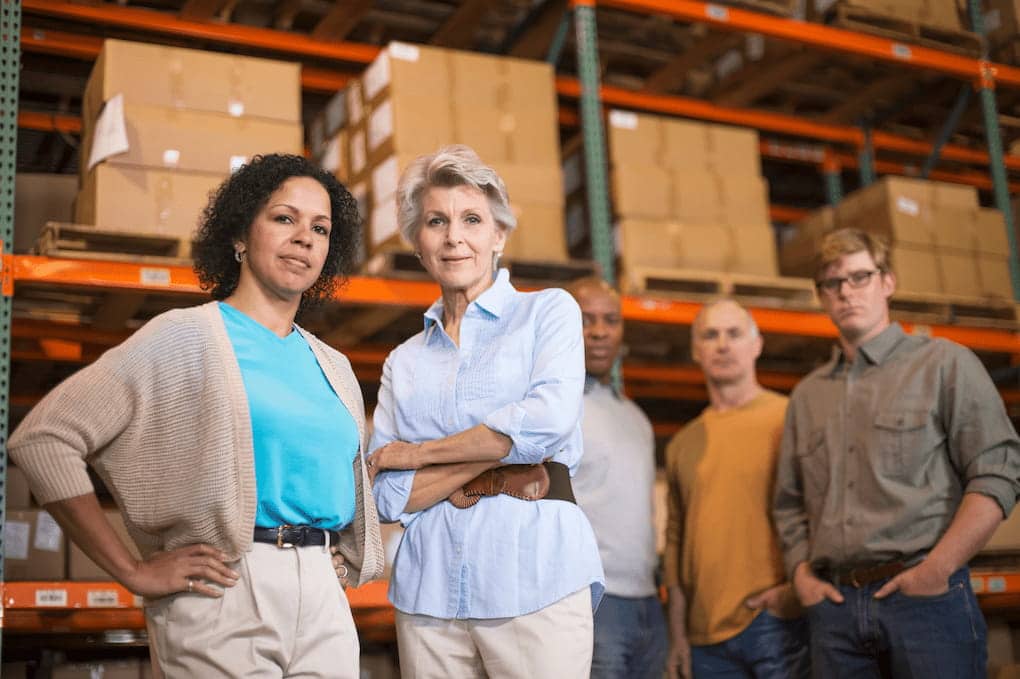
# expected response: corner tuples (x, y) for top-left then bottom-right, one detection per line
(35, 222), (192, 265)
(889, 291), (1018, 329)
(833, 4), (984, 56)
(718, 0), (798, 17)
(624, 266), (820, 309)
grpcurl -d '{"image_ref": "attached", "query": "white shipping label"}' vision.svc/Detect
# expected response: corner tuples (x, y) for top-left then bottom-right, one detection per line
(363, 53), (391, 102)
(161, 148), (181, 168)
(609, 110), (638, 130)
(87, 589), (121, 607)
(368, 100), (395, 151)
(35, 511), (63, 552)
(87, 93), (130, 171)
(895, 196), (920, 217)
(372, 155), (400, 203)
(4, 520), (30, 560)
(389, 41), (420, 62)
(35, 589), (68, 607)
(140, 268), (172, 286)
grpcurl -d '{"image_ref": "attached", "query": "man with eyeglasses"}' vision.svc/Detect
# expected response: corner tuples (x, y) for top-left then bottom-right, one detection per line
(773, 227), (1020, 678)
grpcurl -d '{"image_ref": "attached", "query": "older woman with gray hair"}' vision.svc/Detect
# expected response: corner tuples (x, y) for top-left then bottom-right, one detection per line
(368, 144), (604, 678)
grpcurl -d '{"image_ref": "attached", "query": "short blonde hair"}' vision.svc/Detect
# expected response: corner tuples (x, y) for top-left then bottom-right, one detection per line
(815, 228), (891, 280)
(396, 145), (517, 245)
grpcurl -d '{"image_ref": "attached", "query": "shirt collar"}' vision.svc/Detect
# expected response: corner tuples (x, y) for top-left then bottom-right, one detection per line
(827, 322), (906, 374)
(584, 374), (623, 398)
(423, 268), (513, 329)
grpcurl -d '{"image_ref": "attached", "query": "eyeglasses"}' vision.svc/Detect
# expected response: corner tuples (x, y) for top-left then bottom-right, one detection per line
(815, 269), (880, 295)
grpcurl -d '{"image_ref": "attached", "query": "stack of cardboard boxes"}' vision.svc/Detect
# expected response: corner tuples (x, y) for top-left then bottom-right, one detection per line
(77, 39), (303, 252)
(322, 41), (567, 262)
(780, 177), (1013, 299)
(604, 109), (777, 288)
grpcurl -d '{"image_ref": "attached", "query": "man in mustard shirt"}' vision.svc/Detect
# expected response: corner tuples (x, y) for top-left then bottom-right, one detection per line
(665, 299), (808, 679)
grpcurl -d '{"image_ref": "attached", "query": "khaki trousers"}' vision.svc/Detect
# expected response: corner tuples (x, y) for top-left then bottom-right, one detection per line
(395, 587), (594, 679)
(145, 542), (359, 678)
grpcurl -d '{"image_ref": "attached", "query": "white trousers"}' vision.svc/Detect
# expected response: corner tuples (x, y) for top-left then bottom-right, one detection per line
(145, 542), (359, 678)
(395, 587), (594, 679)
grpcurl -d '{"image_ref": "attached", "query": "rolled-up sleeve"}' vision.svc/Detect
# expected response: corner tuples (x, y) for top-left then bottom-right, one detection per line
(944, 346), (1020, 518)
(484, 291), (585, 466)
(772, 402), (811, 579)
(369, 354), (418, 524)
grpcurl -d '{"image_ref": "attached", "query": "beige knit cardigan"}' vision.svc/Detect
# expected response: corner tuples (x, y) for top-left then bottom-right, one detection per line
(9, 301), (384, 587)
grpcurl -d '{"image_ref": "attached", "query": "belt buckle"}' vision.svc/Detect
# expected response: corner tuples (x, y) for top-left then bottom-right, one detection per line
(849, 567), (864, 588)
(276, 524), (296, 549)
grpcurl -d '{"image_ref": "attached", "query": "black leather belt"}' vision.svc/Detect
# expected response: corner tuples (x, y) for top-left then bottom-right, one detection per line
(816, 560), (908, 588)
(253, 525), (340, 549)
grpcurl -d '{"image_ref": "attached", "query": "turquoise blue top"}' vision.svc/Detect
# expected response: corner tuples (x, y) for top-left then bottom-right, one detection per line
(219, 302), (358, 530)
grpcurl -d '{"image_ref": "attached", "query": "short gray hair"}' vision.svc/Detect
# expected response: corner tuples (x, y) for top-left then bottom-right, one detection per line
(396, 145), (517, 245)
(691, 298), (760, 343)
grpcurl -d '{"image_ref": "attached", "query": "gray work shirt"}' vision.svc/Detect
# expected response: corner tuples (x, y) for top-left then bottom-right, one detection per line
(773, 322), (1020, 577)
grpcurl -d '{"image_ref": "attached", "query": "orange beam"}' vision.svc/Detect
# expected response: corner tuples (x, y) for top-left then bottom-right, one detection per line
(557, 78), (1020, 173)
(598, 0), (1020, 87)
(18, 110), (82, 134)
(22, 0), (380, 64)
(769, 205), (809, 222)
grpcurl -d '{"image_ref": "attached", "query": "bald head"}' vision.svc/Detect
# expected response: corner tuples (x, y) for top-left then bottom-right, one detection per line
(691, 298), (763, 387)
(568, 276), (623, 380)
(691, 299), (759, 342)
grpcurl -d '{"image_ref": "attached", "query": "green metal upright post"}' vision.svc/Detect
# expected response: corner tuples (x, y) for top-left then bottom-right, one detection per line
(823, 149), (843, 206)
(858, 122), (875, 187)
(546, 8), (571, 66)
(572, 0), (615, 286)
(0, 0), (20, 656)
(969, 0), (1020, 299)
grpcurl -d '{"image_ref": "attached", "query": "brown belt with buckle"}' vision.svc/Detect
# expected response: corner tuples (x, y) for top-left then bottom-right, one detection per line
(819, 560), (908, 588)
(449, 461), (575, 509)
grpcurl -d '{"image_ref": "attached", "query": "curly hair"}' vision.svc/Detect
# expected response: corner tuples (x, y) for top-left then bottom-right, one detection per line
(192, 153), (361, 311)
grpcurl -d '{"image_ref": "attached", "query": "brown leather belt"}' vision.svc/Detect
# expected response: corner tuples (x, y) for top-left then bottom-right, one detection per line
(818, 560), (908, 588)
(449, 461), (575, 509)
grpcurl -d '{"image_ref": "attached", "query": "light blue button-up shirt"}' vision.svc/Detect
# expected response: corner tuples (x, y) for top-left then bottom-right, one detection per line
(371, 269), (605, 619)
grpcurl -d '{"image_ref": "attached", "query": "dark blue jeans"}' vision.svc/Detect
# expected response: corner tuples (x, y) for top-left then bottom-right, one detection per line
(807, 567), (986, 679)
(590, 593), (669, 679)
(690, 610), (810, 679)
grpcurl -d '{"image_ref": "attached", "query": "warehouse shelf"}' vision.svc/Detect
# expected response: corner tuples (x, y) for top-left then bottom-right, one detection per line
(1, 580), (394, 638)
(13, 254), (1020, 356)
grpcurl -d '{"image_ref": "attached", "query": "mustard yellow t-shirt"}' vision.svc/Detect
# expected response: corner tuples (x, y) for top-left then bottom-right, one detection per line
(663, 390), (790, 646)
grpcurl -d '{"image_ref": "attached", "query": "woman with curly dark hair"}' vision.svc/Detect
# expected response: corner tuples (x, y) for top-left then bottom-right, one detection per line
(10, 153), (384, 678)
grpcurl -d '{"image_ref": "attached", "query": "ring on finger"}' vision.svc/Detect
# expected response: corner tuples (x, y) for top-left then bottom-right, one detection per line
(186, 577), (194, 593)
(337, 564), (349, 578)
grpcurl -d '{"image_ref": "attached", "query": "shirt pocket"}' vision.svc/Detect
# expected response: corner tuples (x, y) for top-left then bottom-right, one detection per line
(874, 410), (929, 478)
(797, 428), (830, 501)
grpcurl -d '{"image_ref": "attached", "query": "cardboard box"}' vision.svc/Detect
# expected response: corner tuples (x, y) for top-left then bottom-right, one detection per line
(505, 202), (568, 262)
(661, 118), (709, 173)
(730, 224), (779, 276)
(718, 175), (770, 225)
(937, 249), (983, 297)
(612, 165), (672, 220)
(608, 110), (662, 166)
(494, 163), (565, 207)
(366, 95), (456, 166)
(15, 173), (77, 253)
(619, 219), (733, 272)
(83, 39), (301, 125)
(890, 245), (940, 294)
(6, 464), (34, 509)
(83, 104), (302, 176)
(931, 206), (978, 251)
(980, 254), (1014, 298)
(362, 42), (452, 107)
(3, 509), (66, 581)
(975, 208), (1012, 257)
(77, 165), (225, 240)
(707, 125), (761, 176)
(68, 509), (142, 581)
(671, 172), (724, 224)
(837, 177), (937, 247)
(985, 505), (1020, 551)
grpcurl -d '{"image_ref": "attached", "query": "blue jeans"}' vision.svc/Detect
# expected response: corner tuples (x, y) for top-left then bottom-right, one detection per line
(807, 567), (986, 679)
(590, 593), (669, 679)
(691, 610), (810, 679)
